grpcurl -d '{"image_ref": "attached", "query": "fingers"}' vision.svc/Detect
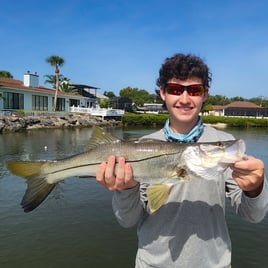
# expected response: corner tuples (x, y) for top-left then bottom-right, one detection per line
(96, 155), (116, 190)
(233, 155), (263, 168)
(96, 155), (137, 191)
(104, 155), (116, 187)
(114, 159), (137, 190)
(232, 156), (264, 178)
(230, 156), (265, 195)
(114, 157), (127, 189)
(96, 161), (108, 187)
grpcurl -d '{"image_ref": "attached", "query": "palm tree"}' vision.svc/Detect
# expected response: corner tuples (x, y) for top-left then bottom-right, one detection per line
(60, 77), (77, 93)
(46, 55), (65, 111)
(44, 74), (64, 89)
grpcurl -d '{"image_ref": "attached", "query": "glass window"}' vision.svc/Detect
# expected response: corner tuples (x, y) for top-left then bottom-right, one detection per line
(32, 95), (48, 111)
(3, 92), (24, 109)
(53, 97), (66, 111)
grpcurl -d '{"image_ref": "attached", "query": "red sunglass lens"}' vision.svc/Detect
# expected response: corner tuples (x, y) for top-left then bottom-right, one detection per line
(166, 84), (204, 96)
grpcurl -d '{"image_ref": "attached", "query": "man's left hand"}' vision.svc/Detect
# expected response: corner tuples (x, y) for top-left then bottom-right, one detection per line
(231, 156), (265, 198)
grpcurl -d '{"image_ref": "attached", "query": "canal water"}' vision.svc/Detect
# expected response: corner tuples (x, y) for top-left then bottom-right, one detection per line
(0, 126), (267, 268)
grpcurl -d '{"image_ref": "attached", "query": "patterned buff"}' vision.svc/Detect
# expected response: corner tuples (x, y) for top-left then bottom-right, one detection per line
(164, 117), (204, 143)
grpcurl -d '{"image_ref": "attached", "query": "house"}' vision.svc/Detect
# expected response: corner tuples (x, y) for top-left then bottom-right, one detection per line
(210, 105), (225, 116)
(69, 83), (108, 108)
(0, 72), (88, 112)
(136, 103), (165, 114)
(110, 96), (133, 111)
(211, 101), (268, 117)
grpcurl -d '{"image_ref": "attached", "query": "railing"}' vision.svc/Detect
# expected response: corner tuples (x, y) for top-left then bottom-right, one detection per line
(69, 106), (125, 118)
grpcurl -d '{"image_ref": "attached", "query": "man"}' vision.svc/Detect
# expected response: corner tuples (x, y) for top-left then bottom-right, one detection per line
(96, 53), (268, 267)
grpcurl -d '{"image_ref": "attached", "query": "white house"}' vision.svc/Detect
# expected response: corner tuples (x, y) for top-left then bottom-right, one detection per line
(0, 72), (87, 112)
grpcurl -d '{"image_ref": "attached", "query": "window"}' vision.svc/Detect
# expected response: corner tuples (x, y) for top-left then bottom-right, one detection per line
(69, 99), (80, 106)
(3, 92), (24, 109)
(32, 95), (48, 110)
(53, 97), (65, 111)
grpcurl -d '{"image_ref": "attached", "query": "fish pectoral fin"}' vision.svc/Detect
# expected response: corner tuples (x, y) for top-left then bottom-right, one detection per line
(147, 184), (173, 213)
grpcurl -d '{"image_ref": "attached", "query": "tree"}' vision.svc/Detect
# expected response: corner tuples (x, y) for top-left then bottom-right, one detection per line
(230, 96), (245, 102)
(120, 86), (153, 106)
(104, 91), (116, 98)
(0, 70), (13, 78)
(46, 55), (65, 111)
(44, 74), (73, 92)
(206, 95), (230, 106)
(202, 103), (213, 114)
(59, 77), (75, 93)
(98, 98), (114, 108)
(44, 74), (57, 88)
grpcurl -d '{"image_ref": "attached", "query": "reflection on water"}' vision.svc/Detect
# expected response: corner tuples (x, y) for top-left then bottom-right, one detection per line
(0, 127), (267, 268)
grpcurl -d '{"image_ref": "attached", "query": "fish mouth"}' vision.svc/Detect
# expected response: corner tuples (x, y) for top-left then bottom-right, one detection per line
(219, 139), (246, 163)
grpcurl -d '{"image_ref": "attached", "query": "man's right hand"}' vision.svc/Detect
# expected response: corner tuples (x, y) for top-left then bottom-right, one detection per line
(96, 155), (138, 191)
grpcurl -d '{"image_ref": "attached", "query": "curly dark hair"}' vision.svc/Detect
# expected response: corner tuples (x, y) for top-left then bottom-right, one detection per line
(156, 53), (212, 88)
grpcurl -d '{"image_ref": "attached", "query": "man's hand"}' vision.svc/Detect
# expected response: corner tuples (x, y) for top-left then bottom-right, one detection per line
(231, 156), (265, 198)
(96, 155), (138, 191)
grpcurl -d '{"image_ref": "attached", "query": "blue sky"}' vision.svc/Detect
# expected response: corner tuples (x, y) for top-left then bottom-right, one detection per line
(1, 0), (268, 99)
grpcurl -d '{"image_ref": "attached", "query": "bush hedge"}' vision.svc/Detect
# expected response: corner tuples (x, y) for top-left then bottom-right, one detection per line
(122, 113), (268, 128)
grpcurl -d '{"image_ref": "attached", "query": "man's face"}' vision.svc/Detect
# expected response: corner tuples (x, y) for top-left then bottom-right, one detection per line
(160, 77), (208, 133)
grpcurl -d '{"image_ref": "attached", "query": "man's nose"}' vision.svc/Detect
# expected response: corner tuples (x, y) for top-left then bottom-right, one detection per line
(179, 90), (191, 102)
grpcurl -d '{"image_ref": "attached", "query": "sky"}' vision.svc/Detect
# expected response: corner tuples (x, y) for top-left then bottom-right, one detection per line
(1, 0), (268, 99)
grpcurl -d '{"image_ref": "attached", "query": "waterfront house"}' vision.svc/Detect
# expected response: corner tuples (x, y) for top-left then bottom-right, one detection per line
(69, 83), (109, 108)
(0, 72), (88, 112)
(211, 101), (268, 117)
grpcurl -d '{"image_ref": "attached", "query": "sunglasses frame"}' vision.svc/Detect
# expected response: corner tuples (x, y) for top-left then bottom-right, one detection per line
(165, 83), (206, 96)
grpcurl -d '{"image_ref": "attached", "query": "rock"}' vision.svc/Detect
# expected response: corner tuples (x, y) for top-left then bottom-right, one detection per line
(0, 120), (5, 132)
(0, 113), (122, 133)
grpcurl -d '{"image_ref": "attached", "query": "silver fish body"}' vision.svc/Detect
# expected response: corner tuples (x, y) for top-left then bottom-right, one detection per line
(6, 126), (246, 212)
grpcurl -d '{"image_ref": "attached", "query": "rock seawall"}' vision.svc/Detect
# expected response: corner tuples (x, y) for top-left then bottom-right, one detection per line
(0, 113), (122, 133)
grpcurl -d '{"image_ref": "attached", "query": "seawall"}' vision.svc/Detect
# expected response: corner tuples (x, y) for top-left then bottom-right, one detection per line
(0, 113), (121, 133)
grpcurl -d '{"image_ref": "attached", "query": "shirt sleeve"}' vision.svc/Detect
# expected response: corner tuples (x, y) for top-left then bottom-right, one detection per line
(112, 183), (147, 228)
(225, 169), (268, 223)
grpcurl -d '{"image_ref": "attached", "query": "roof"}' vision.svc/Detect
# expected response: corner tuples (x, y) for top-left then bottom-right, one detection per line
(70, 83), (99, 90)
(212, 105), (225, 110)
(225, 101), (261, 108)
(70, 83), (107, 99)
(0, 77), (84, 98)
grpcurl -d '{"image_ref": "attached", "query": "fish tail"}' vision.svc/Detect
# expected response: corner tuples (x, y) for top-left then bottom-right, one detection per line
(6, 160), (56, 212)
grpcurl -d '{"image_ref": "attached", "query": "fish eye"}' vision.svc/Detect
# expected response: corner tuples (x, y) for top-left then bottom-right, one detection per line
(215, 142), (225, 148)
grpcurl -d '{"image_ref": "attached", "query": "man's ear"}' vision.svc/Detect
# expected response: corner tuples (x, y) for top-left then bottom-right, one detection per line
(203, 88), (209, 102)
(159, 86), (166, 101)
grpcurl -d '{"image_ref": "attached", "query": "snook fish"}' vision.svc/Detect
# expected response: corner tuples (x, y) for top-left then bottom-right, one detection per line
(6, 126), (246, 213)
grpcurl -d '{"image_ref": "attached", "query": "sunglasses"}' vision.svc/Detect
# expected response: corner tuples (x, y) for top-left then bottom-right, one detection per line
(165, 83), (205, 96)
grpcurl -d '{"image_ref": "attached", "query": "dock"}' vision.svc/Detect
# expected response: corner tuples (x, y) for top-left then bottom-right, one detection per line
(70, 106), (125, 119)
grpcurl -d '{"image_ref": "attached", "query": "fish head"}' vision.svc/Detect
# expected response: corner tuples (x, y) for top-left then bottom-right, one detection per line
(199, 139), (246, 164)
(180, 139), (246, 179)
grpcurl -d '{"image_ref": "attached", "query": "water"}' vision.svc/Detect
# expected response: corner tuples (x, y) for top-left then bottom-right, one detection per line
(0, 126), (267, 268)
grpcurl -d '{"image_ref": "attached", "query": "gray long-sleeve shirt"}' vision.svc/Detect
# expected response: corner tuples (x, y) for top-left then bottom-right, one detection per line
(112, 126), (268, 268)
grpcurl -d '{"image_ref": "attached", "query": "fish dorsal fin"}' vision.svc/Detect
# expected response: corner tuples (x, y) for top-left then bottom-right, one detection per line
(87, 125), (121, 150)
(147, 184), (173, 213)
